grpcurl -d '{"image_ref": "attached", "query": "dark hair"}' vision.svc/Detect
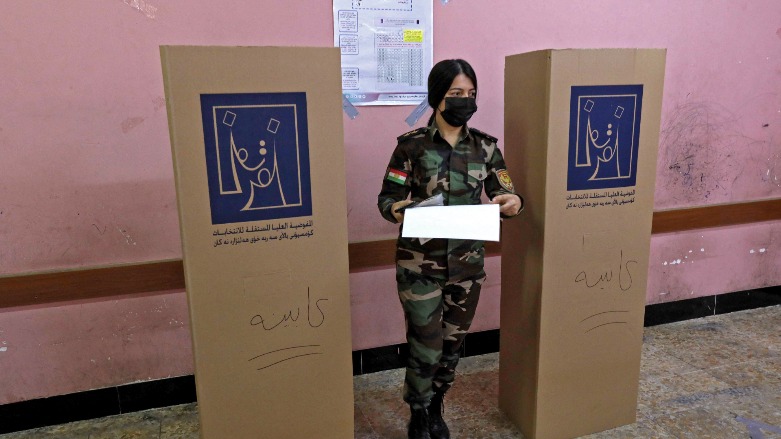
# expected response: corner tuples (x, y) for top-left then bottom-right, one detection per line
(426, 59), (477, 125)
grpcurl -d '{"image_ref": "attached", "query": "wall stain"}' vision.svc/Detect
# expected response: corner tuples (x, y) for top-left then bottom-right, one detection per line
(658, 101), (766, 206)
(762, 152), (781, 188)
(153, 96), (166, 111)
(655, 264), (695, 303)
(121, 117), (145, 133)
(745, 227), (780, 292)
(121, 0), (158, 19)
(116, 226), (137, 246)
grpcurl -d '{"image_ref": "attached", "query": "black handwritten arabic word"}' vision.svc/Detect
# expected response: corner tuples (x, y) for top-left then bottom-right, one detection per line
(574, 250), (638, 291)
(249, 287), (327, 331)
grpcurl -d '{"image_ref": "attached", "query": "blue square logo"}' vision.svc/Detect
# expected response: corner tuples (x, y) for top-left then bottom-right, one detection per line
(200, 92), (312, 225)
(567, 85), (643, 191)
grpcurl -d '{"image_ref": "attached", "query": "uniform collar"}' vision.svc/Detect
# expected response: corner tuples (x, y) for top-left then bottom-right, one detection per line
(428, 119), (471, 143)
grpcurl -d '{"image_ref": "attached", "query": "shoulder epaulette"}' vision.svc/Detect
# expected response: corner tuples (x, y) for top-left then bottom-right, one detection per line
(469, 127), (498, 143)
(397, 127), (428, 142)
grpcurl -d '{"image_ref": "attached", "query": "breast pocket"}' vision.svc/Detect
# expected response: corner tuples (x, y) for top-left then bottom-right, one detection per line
(410, 156), (440, 197)
(467, 163), (487, 189)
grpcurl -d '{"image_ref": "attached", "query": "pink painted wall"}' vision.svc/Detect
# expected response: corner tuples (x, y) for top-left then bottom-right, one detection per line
(0, 292), (193, 404)
(1, 1), (780, 404)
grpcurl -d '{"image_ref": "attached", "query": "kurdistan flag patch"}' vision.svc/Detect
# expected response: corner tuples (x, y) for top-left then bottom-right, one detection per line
(386, 168), (408, 185)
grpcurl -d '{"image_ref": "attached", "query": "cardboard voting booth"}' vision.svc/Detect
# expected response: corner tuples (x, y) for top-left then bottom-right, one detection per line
(161, 46), (354, 438)
(499, 49), (666, 439)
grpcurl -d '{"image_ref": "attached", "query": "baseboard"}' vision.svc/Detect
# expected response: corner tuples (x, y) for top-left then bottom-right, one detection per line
(2, 286), (778, 434)
(0, 375), (196, 434)
(643, 286), (781, 326)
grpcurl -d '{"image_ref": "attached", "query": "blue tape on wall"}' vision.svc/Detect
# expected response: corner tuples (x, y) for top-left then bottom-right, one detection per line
(342, 95), (360, 119)
(405, 98), (430, 127)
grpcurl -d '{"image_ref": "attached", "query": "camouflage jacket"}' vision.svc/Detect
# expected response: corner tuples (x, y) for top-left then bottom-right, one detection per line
(377, 122), (520, 281)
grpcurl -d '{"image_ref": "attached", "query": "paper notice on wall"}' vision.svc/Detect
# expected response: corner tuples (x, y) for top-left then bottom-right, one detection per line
(333, 0), (433, 106)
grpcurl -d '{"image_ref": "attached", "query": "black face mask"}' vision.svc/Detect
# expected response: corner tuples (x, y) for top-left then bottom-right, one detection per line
(440, 97), (477, 127)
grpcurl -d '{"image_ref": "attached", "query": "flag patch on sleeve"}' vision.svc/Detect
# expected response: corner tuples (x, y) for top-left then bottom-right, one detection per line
(496, 169), (514, 191)
(386, 168), (408, 185)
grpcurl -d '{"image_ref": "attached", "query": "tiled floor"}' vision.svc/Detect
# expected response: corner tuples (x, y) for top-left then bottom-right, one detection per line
(3, 305), (780, 438)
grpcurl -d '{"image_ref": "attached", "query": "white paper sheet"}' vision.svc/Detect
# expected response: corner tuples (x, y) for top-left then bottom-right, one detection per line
(401, 204), (500, 241)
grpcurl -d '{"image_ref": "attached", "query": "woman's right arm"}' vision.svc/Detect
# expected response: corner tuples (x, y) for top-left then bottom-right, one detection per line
(377, 143), (413, 224)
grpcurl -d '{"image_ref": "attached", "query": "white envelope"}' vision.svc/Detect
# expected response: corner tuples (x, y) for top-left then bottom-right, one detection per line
(401, 204), (500, 241)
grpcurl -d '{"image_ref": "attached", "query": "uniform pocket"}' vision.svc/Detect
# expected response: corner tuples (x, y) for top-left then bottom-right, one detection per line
(467, 163), (487, 181)
(413, 154), (438, 180)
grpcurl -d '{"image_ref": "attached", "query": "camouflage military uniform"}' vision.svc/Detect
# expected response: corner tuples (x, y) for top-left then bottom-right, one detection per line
(377, 122), (520, 409)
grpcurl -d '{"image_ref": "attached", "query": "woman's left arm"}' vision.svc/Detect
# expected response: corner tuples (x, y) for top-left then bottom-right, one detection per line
(484, 146), (524, 218)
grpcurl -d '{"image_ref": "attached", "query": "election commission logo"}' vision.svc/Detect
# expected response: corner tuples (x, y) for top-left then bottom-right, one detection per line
(567, 85), (644, 191)
(200, 92), (312, 225)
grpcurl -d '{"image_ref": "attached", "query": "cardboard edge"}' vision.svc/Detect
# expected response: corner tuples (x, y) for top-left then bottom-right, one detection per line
(500, 49), (555, 439)
(158, 45), (207, 416)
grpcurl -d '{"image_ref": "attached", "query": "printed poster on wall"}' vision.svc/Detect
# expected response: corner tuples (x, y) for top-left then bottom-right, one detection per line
(333, 0), (433, 106)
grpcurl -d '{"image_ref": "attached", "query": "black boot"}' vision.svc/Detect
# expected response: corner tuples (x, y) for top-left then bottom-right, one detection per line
(408, 407), (431, 439)
(428, 391), (450, 439)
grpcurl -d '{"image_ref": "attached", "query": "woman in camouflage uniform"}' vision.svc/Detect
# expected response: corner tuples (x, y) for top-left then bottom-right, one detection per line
(378, 59), (523, 439)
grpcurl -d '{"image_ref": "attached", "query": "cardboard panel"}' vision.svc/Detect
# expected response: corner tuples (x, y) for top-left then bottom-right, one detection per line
(161, 46), (353, 438)
(500, 49), (666, 439)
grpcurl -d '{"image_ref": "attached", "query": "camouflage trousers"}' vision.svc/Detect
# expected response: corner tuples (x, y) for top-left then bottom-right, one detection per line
(396, 265), (485, 409)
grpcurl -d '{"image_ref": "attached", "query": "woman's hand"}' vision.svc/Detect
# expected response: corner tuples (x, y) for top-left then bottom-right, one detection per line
(391, 200), (414, 223)
(490, 194), (522, 217)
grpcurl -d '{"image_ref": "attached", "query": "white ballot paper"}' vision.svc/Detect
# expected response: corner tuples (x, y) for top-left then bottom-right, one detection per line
(402, 204), (501, 241)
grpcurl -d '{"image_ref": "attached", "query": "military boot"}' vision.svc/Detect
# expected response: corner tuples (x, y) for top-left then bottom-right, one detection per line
(408, 406), (431, 439)
(428, 391), (450, 439)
